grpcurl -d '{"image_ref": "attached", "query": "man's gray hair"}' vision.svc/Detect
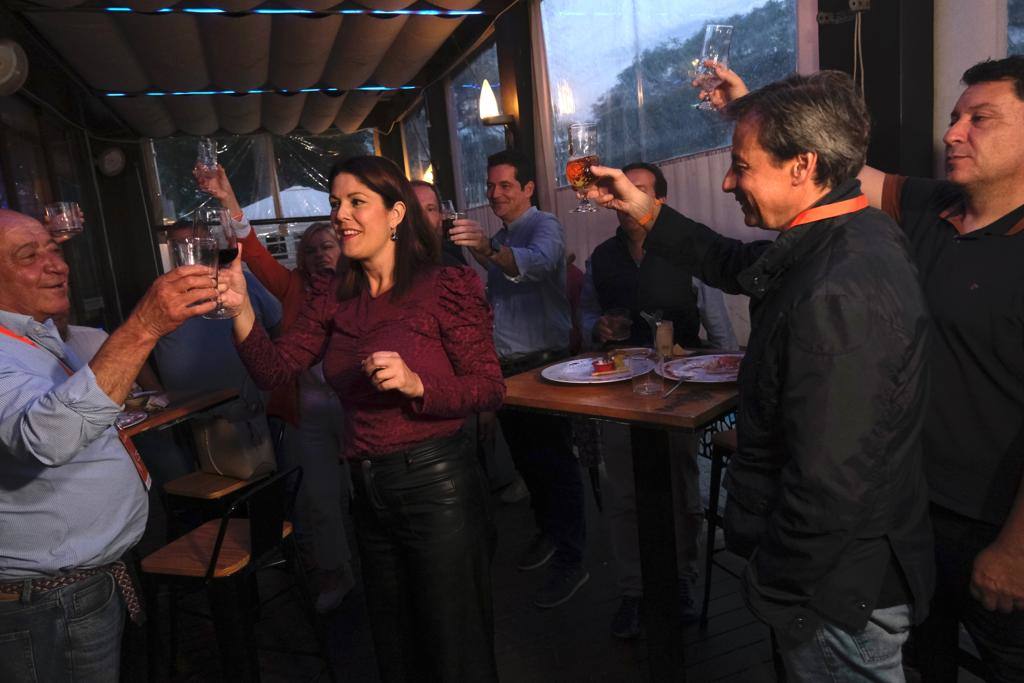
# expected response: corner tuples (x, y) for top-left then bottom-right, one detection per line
(725, 71), (870, 189)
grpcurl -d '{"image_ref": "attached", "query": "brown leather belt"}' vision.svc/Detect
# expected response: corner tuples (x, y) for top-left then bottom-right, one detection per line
(0, 561), (143, 623)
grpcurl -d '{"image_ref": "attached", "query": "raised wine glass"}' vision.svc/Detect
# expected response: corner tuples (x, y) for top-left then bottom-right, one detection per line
(690, 24), (734, 111)
(195, 137), (219, 193)
(565, 122), (599, 214)
(193, 206), (238, 320)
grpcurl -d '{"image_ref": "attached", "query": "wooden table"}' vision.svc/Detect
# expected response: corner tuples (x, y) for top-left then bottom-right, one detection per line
(504, 358), (738, 682)
(121, 388), (239, 438)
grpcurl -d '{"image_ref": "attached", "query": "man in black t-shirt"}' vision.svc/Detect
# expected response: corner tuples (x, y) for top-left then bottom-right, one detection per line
(859, 57), (1024, 683)
(702, 56), (1024, 682)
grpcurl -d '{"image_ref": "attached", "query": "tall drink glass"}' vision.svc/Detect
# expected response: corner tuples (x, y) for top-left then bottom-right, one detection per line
(566, 122), (599, 213)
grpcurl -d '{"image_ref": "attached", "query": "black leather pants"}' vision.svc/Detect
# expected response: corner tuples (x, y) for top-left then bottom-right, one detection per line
(350, 432), (498, 683)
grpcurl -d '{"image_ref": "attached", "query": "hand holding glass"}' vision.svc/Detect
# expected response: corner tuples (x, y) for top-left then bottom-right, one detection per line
(440, 200), (465, 241)
(566, 122), (599, 213)
(689, 25), (733, 111)
(195, 137), (219, 186)
(192, 207), (238, 319)
(603, 308), (632, 342)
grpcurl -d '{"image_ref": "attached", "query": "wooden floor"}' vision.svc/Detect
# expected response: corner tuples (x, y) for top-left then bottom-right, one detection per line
(128, 469), (780, 682)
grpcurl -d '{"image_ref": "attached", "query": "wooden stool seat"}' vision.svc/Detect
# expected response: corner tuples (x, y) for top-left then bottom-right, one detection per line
(141, 519), (293, 578)
(164, 471), (265, 500)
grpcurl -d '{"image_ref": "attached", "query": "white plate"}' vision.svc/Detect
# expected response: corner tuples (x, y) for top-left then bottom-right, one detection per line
(541, 356), (656, 384)
(657, 354), (743, 383)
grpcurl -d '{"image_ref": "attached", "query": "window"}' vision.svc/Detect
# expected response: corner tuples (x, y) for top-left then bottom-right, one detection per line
(272, 131), (375, 218)
(150, 130), (374, 224)
(403, 103), (433, 181)
(1010, 0), (1024, 54)
(451, 44), (507, 208)
(150, 130), (373, 270)
(542, 0), (797, 183)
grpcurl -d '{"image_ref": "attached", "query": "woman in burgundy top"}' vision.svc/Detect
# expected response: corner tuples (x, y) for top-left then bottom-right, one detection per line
(221, 156), (505, 682)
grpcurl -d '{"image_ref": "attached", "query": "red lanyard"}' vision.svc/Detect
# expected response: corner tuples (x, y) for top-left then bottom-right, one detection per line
(787, 194), (869, 230)
(0, 324), (151, 490)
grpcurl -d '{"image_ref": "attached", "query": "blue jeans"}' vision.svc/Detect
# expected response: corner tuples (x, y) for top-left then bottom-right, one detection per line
(0, 572), (125, 682)
(780, 604), (912, 682)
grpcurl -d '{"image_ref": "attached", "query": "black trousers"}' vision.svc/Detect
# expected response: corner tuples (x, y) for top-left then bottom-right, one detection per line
(350, 432), (498, 683)
(915, 504), (1024, 683)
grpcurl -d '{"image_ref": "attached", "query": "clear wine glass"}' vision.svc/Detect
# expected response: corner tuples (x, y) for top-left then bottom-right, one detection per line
(193, 206), (238, 320)
(689, 24), (734, 111)
(565, 122), (599, 214)
(195, 137), (219, 193)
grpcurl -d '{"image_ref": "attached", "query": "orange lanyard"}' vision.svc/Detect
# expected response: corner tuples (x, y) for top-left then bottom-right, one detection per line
(0, 324), (72, 375)
(0, 323), (152, 490)
(787, 194), (869, 230)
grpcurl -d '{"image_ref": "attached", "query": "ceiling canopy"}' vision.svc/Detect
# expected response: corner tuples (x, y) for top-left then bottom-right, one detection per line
(10, 1), (512, 137)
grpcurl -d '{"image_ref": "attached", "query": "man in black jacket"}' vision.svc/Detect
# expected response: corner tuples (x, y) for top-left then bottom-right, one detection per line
(587, 71), (934, 680)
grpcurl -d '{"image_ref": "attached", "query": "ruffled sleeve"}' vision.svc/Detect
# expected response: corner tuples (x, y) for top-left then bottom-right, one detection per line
(413, 266), (506, 417)
(237, 273), (337, 390)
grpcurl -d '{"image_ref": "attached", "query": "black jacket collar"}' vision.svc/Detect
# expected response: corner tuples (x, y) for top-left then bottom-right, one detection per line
(737, 179), (863, 299)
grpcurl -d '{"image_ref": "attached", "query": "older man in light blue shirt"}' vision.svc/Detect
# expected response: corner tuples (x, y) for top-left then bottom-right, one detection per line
(451, 149), (587, 610)
(0, 208), (219, 682)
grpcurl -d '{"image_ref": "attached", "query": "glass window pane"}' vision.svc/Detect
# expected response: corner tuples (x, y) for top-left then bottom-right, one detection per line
(272, 130), (375, 218)
(403, 104), (432, 181)
(542, 0), (797, 183)
(1011, 0), (1024, 54)
(152, 135), (270, 222)
(452, 44), (507, 208)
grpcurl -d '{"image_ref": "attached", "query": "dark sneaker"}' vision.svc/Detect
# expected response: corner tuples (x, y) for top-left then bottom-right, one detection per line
(533, 564), (590, 609)
(610, 596), (644, 639)
(516, 534), (555, 571)
(679, 576), (699, 624)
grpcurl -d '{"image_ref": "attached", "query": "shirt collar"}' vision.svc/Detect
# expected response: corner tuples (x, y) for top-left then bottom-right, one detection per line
(937, 196), (1024, 236)
(0, 309), (63, 353)
(736, 179), (862, 298)
(505, 206), (538, 231)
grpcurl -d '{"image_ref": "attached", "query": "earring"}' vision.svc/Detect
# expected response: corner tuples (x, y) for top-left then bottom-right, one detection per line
(390, 228), (398, 242)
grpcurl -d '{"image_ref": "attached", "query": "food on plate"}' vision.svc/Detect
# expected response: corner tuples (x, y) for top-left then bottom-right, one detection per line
(704, 354), (742, 374)
(591, 357), (617, 375)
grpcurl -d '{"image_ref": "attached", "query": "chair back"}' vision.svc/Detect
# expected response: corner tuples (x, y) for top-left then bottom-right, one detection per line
(203, 466), (302, 582)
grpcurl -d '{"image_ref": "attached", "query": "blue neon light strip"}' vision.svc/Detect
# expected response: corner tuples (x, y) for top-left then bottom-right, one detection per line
(103, 85), (418, 97)
(101, 7), (483, 16)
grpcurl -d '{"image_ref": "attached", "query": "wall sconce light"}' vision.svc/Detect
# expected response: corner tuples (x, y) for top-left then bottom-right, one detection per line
(422, 163), (435, 184)
(478, 78), (516, 148)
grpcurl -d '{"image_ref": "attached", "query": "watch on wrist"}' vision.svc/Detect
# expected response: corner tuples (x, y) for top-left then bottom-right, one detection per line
(489, 236), (502, 257)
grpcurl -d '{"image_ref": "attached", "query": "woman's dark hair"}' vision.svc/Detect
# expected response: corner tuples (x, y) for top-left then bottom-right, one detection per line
(295, 221), (339, 283)
(327, 155), (440, 301)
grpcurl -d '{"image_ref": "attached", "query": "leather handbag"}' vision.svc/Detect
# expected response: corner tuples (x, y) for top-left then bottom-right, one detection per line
(191, 414), (276, 480)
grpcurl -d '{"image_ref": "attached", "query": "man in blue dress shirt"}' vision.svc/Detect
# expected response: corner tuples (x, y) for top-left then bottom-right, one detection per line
(0, 208), (219, 681)
(450, 149), (588, 609)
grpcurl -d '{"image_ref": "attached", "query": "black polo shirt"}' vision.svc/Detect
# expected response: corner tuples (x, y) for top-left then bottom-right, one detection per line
(883, 175), (1024, 525)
